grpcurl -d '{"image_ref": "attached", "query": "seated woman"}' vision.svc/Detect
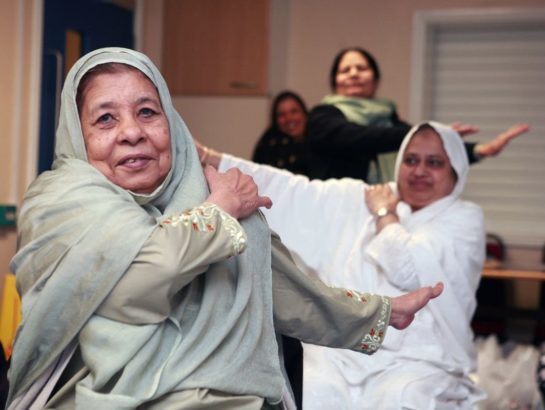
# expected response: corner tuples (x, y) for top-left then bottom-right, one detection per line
(200, 121), (486, 409)
(252, 91), (309, 175)
(306, 46), (529, 182)
(6, 48), (442, 410)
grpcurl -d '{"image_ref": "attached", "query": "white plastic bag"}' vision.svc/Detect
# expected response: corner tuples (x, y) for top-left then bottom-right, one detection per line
(474, 335), (543, 410)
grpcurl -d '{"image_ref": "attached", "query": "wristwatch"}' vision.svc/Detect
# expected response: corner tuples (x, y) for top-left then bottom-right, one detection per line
(375, 207), (391, 219)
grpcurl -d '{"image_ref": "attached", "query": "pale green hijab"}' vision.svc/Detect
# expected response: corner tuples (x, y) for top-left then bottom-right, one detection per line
(54, 47), (207, 211)
(8, 48), (283, 407)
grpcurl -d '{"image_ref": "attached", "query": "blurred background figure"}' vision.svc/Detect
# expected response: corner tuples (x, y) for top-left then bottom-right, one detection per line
(305, 47), (528, 183)
(253, 91), (309, 175)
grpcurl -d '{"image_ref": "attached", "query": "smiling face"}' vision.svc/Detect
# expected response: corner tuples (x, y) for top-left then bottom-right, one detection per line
(79, 67), (171, 193)
(335, 50), (378, 99)
(397, 128), (457, 210)
(275, 97), (307, 139)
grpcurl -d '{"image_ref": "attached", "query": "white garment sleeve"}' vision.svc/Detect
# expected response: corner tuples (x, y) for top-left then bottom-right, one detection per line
(219, 154), (369, 283)
(365, 223), (420, 290)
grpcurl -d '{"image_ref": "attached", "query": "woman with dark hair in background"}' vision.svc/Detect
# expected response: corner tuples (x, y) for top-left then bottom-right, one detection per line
(305, 47), (529, 182)
(252, 91), (309, 175)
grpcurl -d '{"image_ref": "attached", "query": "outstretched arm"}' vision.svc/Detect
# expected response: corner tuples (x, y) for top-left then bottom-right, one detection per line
(474, 123), (530, 158)
(270, 233), (444, 354)
(389, 282), (444, 330)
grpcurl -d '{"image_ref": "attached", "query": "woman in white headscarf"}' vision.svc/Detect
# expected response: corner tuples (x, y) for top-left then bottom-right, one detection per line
(6, 48), (442, 410)
(205, 121), (486, 409)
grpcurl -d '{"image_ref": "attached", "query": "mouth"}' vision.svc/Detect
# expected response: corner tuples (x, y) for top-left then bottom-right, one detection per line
(285, 121), (301, 131)
(409, 180), (431, 191)
(117, 155), (153, 169)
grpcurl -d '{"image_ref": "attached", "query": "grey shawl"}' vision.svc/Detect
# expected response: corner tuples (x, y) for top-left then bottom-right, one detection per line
(8, 48), (284, 407)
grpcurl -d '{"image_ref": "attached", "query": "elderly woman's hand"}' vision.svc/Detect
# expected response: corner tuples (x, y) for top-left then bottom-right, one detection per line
(389, 282), (444, 329)
(194, 140), (221, 168)
(204, 165), (272, 219)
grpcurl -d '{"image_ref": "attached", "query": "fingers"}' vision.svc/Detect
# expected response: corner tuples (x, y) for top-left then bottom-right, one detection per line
(476, 123), (530, 158)
(389, 282), (444, 330)
(502, 123), (530, 141)
(366, 184), (391, 193)
(430, 281), (444, 298)
(203, 164), (217, 179)
(204, 166), (271, 219)
(450, 122), (480, 137)
(257, 195), (273, 209)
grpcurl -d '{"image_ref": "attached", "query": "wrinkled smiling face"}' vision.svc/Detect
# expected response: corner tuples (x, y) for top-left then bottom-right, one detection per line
(276, 97), (306, 139)
(79, 69), (171, 193)
(335, 50), (378, 99)
(397, 128), (457, 210)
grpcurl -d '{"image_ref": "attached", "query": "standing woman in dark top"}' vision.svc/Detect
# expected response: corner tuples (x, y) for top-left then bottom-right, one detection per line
(252, 91), (309, 175)
(306, 47), (529, 182)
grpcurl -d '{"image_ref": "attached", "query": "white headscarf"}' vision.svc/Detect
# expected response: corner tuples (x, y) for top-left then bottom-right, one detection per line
(394, 120), (469, 202)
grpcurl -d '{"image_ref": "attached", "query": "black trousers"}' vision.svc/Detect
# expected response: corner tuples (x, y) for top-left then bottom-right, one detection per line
(282, 335), (303, 409)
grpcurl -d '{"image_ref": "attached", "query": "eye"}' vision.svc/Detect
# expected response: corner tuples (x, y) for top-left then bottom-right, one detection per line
(139, 107), (159, 118)
(97, 113), (114, 124)
(426, 158), (445, 168)
(403, 156), (419, 166)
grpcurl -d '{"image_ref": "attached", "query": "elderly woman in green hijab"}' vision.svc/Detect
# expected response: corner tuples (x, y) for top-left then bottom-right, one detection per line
(6, 48), (442, 410)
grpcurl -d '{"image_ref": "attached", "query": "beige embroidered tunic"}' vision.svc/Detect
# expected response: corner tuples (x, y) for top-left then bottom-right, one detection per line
(44, 204), (389, 409)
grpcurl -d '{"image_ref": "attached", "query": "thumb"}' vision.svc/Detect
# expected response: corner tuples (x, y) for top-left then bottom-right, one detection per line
(203, 164), (217, 181)
(257, 195), (273, 209)
(430, 282), (444, 299)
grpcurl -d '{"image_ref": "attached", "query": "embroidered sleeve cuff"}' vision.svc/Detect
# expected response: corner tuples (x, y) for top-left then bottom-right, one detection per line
(160, 202), (247, 255)
(344, 289), (390, 354)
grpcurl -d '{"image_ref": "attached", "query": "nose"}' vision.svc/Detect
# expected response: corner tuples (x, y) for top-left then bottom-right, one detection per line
(348, 66), (359, 77)
(413, 161), (427, 176)
(119, 116), (145, 145)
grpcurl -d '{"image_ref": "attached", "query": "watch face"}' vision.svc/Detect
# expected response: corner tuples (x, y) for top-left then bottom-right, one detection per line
(377, 207), (388, 217)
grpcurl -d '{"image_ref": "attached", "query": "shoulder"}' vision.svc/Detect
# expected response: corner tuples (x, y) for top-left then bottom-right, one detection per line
(431, 199), (485, 237)
(309, 104), (345, 117)
(307, 105), (347, 130)
(255, 127), (281, 145)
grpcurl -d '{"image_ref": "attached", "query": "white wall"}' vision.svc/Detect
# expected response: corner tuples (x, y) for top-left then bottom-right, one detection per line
(141, 0), (545, 160)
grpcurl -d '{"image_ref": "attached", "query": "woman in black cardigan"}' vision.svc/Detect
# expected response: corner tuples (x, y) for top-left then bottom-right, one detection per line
(305, 47), (529, 182)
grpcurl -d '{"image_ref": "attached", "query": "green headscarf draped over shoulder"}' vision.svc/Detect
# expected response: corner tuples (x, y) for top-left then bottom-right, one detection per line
(8, 48), (283, 407)
(321, 94), (398, 182)
(321, 94), (396, 127)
